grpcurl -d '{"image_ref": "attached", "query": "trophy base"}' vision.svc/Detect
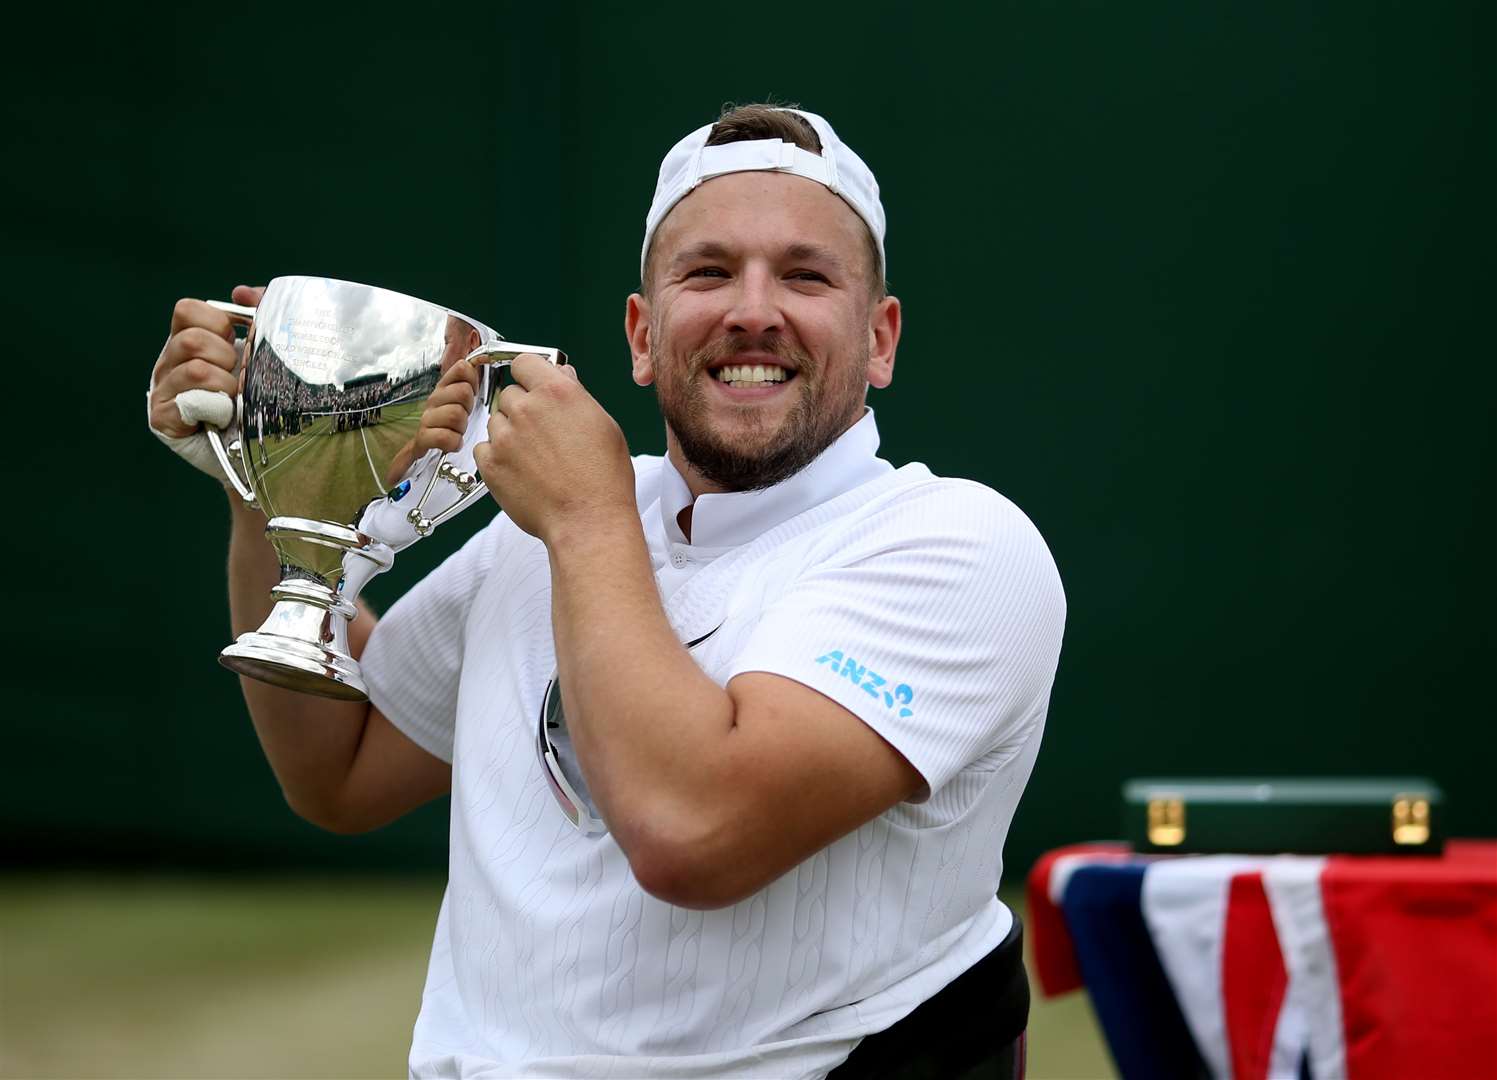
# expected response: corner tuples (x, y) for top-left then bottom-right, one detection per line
(220, 519), (394, 702)
(220, 633), (368, 701)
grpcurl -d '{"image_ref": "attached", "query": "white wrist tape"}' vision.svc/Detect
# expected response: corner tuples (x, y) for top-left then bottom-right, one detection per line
(175, 387), (235, 429)
(146, 340), (242, 485)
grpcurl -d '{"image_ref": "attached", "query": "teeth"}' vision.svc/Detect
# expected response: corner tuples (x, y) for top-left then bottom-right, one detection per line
(715, 364), (788, 384)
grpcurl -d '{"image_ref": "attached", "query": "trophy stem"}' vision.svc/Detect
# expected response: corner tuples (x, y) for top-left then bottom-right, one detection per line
(219, 517), (395, 701)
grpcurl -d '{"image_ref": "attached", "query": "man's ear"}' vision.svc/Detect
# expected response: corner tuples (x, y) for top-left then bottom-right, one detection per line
(626, 293), (653, 386)
(865, 295), (901, 389)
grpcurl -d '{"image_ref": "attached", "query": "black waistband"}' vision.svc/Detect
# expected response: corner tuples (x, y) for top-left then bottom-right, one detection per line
(829, 912), (1030, 1079)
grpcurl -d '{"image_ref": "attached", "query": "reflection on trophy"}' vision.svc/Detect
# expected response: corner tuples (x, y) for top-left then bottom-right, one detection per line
(204, 275), (565, 701)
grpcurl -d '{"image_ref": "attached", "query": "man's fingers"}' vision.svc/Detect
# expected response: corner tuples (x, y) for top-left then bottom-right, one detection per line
(485, 407), (513, 445)
(416, 427), (464, 454)
(473, 410), (514, 490)
(506, 353), (560, 389)
(495, 382), (527, 418)
(168, 326), (240, 371)
(169, 298), (237, 341)
(156, 349), (240, 398)
(472, 440), (492, 477)
(428, 380), (476, 411)
(152, 363), (238, 429)
(149, 379), (233, 437)
(438, 358), (482, 390)
(231, 284), (266, 306)
(149, 398), (193, 438)
(420, 402), (470, 436)
(151, 326), (239, 397)
(150, 288), (258, 447)
(150, 343), (239, 437)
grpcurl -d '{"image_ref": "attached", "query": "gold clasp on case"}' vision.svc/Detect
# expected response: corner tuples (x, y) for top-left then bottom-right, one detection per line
(1147, 797), (1186, 846)
(1391, 795), (1431, 845)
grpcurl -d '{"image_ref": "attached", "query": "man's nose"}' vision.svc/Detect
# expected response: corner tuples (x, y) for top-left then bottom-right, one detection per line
(723, 267), (783, 336)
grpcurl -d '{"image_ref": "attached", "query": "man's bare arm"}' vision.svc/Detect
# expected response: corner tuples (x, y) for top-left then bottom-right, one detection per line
(226, 496), (450, 833)
(151, 287), (450, 833)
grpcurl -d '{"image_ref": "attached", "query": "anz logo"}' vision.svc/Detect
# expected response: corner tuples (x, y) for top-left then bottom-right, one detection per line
(814, 651), (915, 718)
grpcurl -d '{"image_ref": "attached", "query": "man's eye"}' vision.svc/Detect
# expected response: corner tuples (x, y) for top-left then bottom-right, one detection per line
(686, 267), (728, 279)
(789, 270), (829, 283)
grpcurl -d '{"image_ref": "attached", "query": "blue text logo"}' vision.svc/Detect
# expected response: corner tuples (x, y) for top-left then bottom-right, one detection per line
(814, 651), (915, 718)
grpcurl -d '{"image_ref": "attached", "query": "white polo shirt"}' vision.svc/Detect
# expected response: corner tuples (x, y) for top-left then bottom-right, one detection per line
(362, 410), (1065, 1079)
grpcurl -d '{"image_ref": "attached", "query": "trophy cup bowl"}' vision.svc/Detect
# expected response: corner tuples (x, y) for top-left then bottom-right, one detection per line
(203, 275), (564, 701)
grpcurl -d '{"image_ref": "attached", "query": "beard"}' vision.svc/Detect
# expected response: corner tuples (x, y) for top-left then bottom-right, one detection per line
(653, 327), (868, 492)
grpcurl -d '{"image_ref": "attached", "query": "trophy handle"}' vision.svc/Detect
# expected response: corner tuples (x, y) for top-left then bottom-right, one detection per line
(404, 343), (569, 535)
(204, 300), (259, 506)
(467, 342), (568, 367)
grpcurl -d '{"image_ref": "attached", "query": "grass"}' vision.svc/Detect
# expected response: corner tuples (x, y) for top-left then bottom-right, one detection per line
(0, 875), (439, 1079)
(253, 403), (423, 521)
(0, 877), (1115, 1078)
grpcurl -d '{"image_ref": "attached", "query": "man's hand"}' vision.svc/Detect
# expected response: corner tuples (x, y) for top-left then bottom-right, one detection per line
(148, 284), (265, 483)
(473, 354), (636, 544)
(384, 359), (482, 487)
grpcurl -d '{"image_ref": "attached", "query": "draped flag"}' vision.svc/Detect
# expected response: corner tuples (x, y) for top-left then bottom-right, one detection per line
(1027, 841), (1497, 1080)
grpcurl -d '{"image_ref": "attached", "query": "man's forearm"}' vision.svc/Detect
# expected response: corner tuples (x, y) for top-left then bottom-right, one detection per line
(546, 513), (738, 862)
(227, 495), (374, 824)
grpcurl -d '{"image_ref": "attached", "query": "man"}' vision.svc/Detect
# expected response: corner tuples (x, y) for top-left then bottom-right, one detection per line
(148, 104), (1065, 1078)
(384, 313), (485, 486)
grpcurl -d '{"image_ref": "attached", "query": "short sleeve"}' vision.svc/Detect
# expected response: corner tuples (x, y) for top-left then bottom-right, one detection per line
(725, 481), (1066, 796)
(361, 516), (509, 763)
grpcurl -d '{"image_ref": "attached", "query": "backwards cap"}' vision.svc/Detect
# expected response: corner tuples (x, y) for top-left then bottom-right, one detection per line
(641, 107), (886, 281)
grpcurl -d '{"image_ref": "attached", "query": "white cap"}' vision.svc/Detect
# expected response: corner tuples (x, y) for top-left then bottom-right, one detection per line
(641, 107), (886, 282)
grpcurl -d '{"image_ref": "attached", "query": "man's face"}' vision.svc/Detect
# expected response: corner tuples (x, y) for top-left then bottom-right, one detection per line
(630, 171), (898, 492)
(440, 316), (479, 374)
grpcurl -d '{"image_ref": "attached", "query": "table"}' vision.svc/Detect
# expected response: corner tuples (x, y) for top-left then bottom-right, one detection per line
(1026, 840), (1497, 1080)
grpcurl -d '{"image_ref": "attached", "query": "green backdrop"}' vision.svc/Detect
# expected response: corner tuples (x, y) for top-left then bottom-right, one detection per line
(5, 1), (1491, 876)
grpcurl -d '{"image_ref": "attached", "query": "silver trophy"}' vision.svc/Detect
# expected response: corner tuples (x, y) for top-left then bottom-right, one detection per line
(203, 275), (564, 701)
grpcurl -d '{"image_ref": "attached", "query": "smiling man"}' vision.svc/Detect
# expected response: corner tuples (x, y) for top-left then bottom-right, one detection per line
(149, 104), (1065, 1078)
